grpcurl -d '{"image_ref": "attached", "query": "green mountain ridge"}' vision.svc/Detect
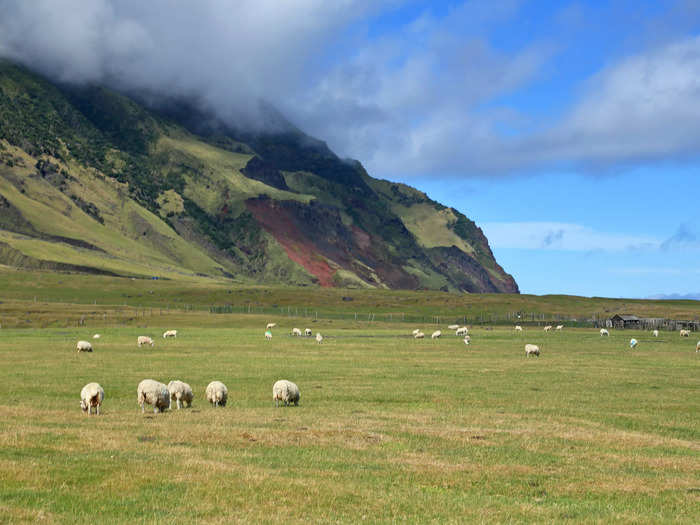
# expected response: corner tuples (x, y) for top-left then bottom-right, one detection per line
(0, 60), (518, 293)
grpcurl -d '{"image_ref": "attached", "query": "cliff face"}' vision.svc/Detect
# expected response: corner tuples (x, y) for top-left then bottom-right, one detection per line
(0, 61), (518, 292)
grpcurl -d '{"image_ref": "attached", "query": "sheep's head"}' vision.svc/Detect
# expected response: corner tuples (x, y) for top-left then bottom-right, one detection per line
(80, 399), (88, 412)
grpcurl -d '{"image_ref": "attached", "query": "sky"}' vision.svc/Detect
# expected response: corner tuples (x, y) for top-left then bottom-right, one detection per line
(0, 0), (699, 297)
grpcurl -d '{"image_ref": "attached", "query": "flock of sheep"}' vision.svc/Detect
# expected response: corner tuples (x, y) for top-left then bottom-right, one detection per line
(77, 327), (301, 416)
(75, 321), (699, 415)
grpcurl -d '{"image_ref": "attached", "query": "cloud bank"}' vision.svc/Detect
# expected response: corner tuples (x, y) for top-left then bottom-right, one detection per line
(2, 0), (700, 177)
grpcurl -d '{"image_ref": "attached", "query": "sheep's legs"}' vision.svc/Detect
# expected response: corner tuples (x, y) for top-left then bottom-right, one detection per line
(176, 399), (181, 410)
(96, 405), (100, 416)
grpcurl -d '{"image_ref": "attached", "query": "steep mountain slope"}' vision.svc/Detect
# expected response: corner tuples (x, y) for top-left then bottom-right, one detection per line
(0, 61), (518, 292)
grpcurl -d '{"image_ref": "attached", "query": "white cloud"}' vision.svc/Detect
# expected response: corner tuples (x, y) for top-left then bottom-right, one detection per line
(481, 222), (659, 252)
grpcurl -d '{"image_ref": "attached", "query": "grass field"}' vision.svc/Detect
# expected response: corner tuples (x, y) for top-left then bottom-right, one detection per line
(1, 313), (698, 523)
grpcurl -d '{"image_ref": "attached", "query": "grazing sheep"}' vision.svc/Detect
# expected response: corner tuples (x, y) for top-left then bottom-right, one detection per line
(680, 329), (690, 337)
(455, 327), (468, 336)
(137, 336), (154, 347)
(600, 328), (609, 337)
(265, 330), (272, 340)
(514, 325), (523, 332)
(304, 328), (312, 337)
(291, 328), (302, 336)
(556, 325), (564, 331)
(80, 382), (104, 416)
(266, 323), (277, 330)
(412, 329), (421, 335)
(92, 334), (101, 340)
(163, 330), (177, 339)
(167, 380), (193, 409)
(205, 381), (228, 407)
(653, 330), (659, 337)
(447, 324), (459, 330)
(431, 330), (442, 340)
(414, 331), (425, 339)
(463, 335), (471, 346)
(543, 325), (552, 332)
(273, 379), (300, 407)
(525, 344), (540, 357)
(316, 333), (323, 344)
(696, 341), (700, 352)
(137, 379), (170, 413)
(76, 340), (93, 353)
(629, 338), (638, 349)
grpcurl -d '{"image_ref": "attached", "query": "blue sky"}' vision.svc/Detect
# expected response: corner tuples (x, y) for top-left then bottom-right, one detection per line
(2, 0), (699, 297)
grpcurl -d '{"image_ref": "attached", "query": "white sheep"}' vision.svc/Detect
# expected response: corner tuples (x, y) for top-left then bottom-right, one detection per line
(167, 380), (193, 409)
(163, 330), (177, 339)
(92, 334), (101, 340)
(304, 328), (312, 337)
(556, 325), (564, 331)
(431, 330), (442, 339)
(680, 329), (690, 337)
(273, 379), (300, 407)
(316, 332), (323, 344)
(80, 382), (104, 415)
(600, 328), (609, 337)
(266, 323), (277, 330)
(205, 381), (228, 407)
(137, 379), (170, 413)
(463, 335), (471, 346)
(412, 329), (421, 335)
(76, 340), (93, 353)
(652, 330), (659, 337)
(265, 330), (272, 340)
(543, 325), (552, 332)
(137, 336), (154, 347)
(414, 331), (425, 339)
(291, 328), (302, 336)
(525, 344), (540, 357)
(455, 327), (468, 336)
(514, 325), (523, 332)
(696, 341), (700, 353)
(629, 338), (638, 349)
(447, 324), (459, 330)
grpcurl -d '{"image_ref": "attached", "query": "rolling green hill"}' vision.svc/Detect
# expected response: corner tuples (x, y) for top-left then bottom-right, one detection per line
(0, 60), (518, 292)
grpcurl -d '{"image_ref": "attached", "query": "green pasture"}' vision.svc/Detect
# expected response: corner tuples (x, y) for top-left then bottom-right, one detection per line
(0, 317), (698, 523)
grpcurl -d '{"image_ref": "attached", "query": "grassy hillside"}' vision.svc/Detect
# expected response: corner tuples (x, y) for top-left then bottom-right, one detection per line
(0, 60), (518, 292)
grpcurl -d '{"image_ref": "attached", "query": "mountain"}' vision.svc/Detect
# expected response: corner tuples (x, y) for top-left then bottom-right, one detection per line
(0, 61), (518, 292)
(646, 293), (700, 301)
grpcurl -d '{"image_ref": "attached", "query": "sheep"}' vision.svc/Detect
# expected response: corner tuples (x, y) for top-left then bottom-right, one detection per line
(414, 331), (425, 339)
(167, 380), (193, 409)
(412, 329), (421, 335)
(653, 330), (659, 337)
(76, 340), (93, 353)
(80, 382), (104, 416)
(316, 332), (323, 344)
(696, 341), (700, 353)
(600, 328), (609, 337)
(463, 335), (471, 346)
(266, 323), (277, 330)
(137, 379), (170, 413)
(629, 338), (638, 349)
(304, 328), (312, 337)
(273, 379), (300, 407)
(163, 330), (177, 339)
(455, 327), (468, 336)
(431, 330), (442, 339)
(543, 325), (552, 332)
(92, 334), (101, 340)
(514, 325), (523, 332)
(291, 328), (302, 336)
(680, 329), (690, 337)
(265, 330), (272, 340)
(447, 324), (459, 330)
(525, 344), (540, 357)
(205, 381), (228, 407)
(137, 336), (154, 347)
(556, 325), (564, 331)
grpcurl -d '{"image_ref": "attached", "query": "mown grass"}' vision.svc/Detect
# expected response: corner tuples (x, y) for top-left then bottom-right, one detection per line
(0, 314), (698, 523)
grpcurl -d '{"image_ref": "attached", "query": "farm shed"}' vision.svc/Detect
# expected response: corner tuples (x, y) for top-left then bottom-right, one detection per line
(609, 314), (641, 329)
